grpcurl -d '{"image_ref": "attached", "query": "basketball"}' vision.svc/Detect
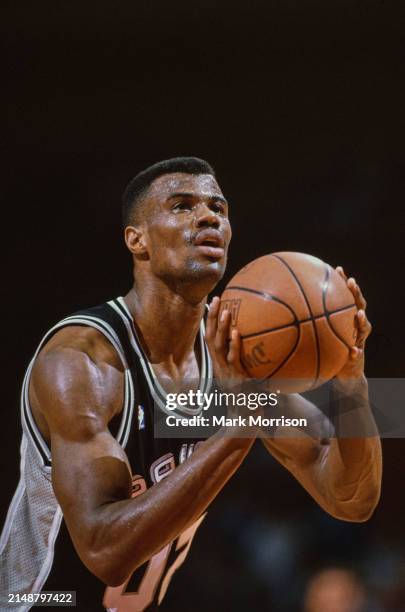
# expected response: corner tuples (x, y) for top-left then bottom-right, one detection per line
(220, 252), (358, 392)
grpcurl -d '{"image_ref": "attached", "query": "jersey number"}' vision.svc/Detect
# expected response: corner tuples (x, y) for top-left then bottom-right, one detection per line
(103, 449), (205, 611)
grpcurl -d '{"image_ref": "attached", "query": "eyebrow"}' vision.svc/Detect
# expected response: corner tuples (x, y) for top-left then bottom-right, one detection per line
(167, 192), (228, 205)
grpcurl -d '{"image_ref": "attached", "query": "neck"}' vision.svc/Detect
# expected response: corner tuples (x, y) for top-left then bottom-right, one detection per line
(123, 275), (207, 367)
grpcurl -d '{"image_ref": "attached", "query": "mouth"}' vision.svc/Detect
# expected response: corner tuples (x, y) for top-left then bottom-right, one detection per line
(193, 230), (225, 260)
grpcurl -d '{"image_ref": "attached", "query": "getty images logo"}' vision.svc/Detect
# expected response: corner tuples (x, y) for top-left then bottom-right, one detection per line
(165, 389), (279, 411)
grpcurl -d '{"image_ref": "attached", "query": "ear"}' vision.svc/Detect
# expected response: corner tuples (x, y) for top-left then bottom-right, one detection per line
(124, 225), (149, 258)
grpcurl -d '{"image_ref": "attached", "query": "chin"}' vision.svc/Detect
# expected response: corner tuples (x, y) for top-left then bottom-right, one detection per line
(184, 256), (226, 281)
(156, 256), (227, 299)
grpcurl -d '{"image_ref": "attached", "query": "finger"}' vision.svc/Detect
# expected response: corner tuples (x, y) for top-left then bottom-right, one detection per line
(227, 328), (243, 368)
(354, 281), (367, 311)
(336, 266), (348, 282)
(214, 308), (232, 359)
(347, 277), (367, 311)
(349, 346), (363, 360)
(355, 310), (372, 347)
(206, 296), (220, 342)
(357, 309), (370, 328)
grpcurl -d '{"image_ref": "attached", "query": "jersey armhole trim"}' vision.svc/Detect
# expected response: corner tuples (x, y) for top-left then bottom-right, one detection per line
(22, 315), (136, 468)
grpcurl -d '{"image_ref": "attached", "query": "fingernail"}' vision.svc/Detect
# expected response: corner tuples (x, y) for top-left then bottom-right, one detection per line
(220, 310), (227, 322)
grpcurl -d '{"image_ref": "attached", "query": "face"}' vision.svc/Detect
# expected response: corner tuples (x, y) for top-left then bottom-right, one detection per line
(130, 173), (232, 293)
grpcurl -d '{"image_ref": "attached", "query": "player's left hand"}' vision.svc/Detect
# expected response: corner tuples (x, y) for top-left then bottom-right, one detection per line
(205, 296), (249, 390)
(334, 266), (372, 383)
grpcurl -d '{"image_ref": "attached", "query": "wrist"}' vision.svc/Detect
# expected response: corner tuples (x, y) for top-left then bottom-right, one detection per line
(333, 373), (368, 395)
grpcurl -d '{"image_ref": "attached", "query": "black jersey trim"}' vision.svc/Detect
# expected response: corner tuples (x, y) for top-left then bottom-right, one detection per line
(21, 313), (134, 468)
(201, 309), (213, 391)
(109, 299), (172, 411)
(117, 370), (135, 448)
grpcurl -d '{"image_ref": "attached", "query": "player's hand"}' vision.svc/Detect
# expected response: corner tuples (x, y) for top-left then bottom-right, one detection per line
(334, 266), (372, 383)
(206, 298), (263, 431)
(205, 296), (249, 390)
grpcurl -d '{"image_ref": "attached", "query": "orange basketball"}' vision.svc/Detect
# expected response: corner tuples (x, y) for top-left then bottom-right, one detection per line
(220, 252), (358, 392)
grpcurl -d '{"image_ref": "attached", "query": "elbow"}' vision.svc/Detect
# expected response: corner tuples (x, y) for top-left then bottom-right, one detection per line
(74, 520), (144, 587)
(79, 530), (143, 587)
(351, 480), (382, 523)
(73, 516), (154, 586)
(354, 488), (382, 522)
(339, 502), (377, 524)
(329, 484), (382, 523)
(83, 549), (133, 587)
(97, 567), (130, 588)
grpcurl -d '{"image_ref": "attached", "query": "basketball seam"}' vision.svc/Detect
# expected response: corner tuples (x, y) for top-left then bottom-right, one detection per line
(226, 285), (301, 379)
(239, 304), (357, 340)
(225, 285), (299, 322)
(225, 285), (302, 379)
(224, 286), (356, 337)
(265, 324), (301, 379)
(271, 254), (321, 386)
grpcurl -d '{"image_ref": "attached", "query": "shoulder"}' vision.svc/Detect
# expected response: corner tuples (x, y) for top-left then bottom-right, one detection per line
(30, 325), (125, 438)
(34, 324), (125, 379)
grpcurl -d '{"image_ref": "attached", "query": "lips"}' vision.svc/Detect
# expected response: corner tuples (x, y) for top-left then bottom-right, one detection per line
(193, 229), (225, 259)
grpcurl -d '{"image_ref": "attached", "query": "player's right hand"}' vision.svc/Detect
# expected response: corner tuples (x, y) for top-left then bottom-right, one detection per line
(205, 296), (250, 391)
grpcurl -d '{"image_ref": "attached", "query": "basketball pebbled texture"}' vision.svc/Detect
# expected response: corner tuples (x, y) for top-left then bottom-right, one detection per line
(220, 252), (358, 392)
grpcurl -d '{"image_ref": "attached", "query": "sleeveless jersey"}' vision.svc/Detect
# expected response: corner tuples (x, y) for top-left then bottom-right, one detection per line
(0, 297), (212, 612)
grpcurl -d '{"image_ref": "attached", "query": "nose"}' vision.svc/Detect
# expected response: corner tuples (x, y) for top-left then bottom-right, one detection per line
(195, 203), (220, 229)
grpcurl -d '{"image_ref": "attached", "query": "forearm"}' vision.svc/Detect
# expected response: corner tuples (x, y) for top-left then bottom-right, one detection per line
(83, 431), (254, 585)
(259, 379), (382, 522)
(320, 376), (382, 521)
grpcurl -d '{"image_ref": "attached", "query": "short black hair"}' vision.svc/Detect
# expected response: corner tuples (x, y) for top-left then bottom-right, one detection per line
(122, 156), (216, 227)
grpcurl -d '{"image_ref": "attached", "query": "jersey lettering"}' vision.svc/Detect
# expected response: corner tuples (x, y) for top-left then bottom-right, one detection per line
(103, 545), (171, 612)
(150, 453), (175, 484)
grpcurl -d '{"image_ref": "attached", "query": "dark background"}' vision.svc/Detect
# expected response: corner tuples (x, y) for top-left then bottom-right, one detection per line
(2, 0), (405, 609)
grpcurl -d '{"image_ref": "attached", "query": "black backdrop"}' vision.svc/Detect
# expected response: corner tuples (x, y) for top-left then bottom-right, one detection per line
(2, 1), (405, 609)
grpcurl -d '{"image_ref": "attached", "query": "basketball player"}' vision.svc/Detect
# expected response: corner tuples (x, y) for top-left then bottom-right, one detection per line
(0, 158), (381, 611)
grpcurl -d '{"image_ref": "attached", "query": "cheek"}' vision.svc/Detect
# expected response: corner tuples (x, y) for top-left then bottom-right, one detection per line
(224, 221), (232, 246)
(148, 219), (189, 255)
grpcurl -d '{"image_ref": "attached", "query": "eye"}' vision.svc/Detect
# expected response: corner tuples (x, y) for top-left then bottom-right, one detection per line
(211, 202), (225, 214)
(173, 201), (192, 211)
